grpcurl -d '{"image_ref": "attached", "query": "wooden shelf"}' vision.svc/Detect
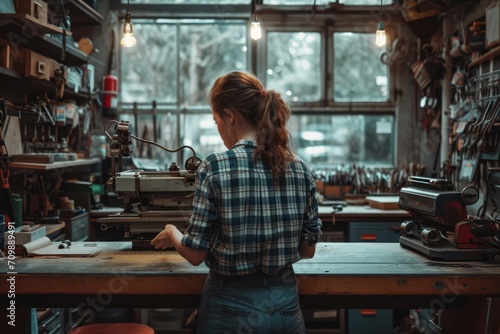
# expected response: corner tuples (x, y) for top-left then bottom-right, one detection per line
(10, 158), (101, 171)
(0, 66), (20, 78)
(0, 68), (95, 101)
(0, 13), (66, 34)
(468, 45), (500, 68)
(67, 0), (103, 26)
(0, 14), (90, 66)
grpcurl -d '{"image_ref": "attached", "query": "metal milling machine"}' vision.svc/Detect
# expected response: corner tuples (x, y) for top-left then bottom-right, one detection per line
(398, 176), (500, 261)
(97, 120), (201, 249)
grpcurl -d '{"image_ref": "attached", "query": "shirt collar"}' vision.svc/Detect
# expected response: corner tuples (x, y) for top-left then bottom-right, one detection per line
(232, 139), (257, 149)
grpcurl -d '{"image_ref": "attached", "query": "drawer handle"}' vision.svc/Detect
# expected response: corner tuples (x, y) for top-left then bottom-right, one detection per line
(360, 234), (378, 241)
(360, 309), (378, 316)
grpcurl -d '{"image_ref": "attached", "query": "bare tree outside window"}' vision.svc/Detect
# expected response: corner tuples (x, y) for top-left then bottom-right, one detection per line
(119, 13), (394, 168)
(121, 20), (247, 105)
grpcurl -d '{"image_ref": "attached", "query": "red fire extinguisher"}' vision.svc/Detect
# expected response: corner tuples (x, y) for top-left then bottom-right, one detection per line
(102, 72), (118, 118)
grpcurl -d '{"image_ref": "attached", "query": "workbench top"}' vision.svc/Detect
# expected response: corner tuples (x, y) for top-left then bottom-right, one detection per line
(1, 241), (495, 276)
(1, 242), (499, 300)
(317, 204), (410, 224)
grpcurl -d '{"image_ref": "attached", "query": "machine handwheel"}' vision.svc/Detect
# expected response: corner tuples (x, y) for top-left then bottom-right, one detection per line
(185, 156), (202, 171)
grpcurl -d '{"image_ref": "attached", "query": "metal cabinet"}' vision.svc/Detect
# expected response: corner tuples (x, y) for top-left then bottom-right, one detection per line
(348, 221), (400, 243)
(347, 221), (400, 333)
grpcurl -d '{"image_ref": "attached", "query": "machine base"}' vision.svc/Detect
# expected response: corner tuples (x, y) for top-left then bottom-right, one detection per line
(399, 235), (499, 261)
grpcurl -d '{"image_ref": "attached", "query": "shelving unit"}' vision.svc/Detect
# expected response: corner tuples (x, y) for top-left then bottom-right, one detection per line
(0, 69), (95, 102)
(0, 13), (91, 66)
(1, 3), (105, 333)
(0, 65), (20, 78)
(9, 157), (100, 171)
(0, 13), (65, 34)
(66, 0), (104, 26)
(468, 45), (500, 69)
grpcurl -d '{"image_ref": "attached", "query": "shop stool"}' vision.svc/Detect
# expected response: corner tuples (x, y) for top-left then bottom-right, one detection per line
(68, 323), (154, 334)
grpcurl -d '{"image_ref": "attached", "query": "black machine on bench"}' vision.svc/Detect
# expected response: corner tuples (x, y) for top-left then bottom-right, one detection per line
(398, 176), (500, 260)
(97, 120), (201, 249)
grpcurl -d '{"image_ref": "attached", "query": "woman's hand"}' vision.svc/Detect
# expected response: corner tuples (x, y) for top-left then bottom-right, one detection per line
(151, 224), (178, 249)
(151, 224), (207, 265)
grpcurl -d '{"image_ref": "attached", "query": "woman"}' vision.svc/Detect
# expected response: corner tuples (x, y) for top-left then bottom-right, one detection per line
(151, 70), (322, 333)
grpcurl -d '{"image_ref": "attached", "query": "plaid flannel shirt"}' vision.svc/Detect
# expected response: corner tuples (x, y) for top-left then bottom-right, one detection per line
(182, 139), (322, 276)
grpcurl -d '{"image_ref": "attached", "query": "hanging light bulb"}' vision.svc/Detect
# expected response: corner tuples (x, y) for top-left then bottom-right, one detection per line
(375, 0), (386, 47)
(251, 14), (262, 40)
(250, 0), (261, 40)
(121, 1), (136, 48)
(375, 22), (386, 47)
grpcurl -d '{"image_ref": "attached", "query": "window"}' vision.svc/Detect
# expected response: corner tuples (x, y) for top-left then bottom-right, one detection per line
(264, 0), (382, 4)
(124, 0), (250, 4)
(266, 32), (322, 102)
(119, 18), (246, 164)
(260, 26), (392, 166)
(289, 114), (394, 167)
(118, 5), (396, 169)
(121, 20), (247, 105)
(125, 0), (380, 4)
(333, 32), (388, 102)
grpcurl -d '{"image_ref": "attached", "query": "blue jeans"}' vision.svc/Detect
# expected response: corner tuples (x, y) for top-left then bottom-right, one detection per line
(195, 266), (305, 334)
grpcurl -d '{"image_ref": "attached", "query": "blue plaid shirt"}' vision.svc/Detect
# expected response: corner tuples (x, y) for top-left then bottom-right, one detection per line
(182, 139), (322, 276)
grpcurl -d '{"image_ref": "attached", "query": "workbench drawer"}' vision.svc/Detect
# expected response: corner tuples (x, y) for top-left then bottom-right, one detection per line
(347, 309), (393, 334)
(303, 308), (345, 333)
(347, 222), (398, 333)
(348, 222), (400, 242)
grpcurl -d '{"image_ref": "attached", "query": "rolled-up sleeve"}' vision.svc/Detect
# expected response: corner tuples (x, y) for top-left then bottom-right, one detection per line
(182, 161), (217, 251)
(300, 176), (322, 246)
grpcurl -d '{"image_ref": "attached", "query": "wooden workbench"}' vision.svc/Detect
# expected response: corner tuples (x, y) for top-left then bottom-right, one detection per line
(1, 242), (499, 305)
(318, 204), (410, 224)
(1, 242), (499, 332)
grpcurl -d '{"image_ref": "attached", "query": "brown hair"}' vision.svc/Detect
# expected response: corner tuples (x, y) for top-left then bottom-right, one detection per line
(209, 71), (295, 181)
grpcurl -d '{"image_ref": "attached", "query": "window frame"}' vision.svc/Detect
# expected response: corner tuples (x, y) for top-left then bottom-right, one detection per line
(257, 23), (326, 108)
(114, 1), (402, 167)
(326, 22), (396, 111)
(255, 11), (396, 112)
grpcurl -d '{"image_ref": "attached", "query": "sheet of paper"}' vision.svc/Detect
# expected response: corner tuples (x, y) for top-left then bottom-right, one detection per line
(22, 237), (101, 257)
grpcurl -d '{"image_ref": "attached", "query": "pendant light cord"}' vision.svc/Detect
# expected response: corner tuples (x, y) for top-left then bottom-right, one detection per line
(379, 0), (382, 22)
